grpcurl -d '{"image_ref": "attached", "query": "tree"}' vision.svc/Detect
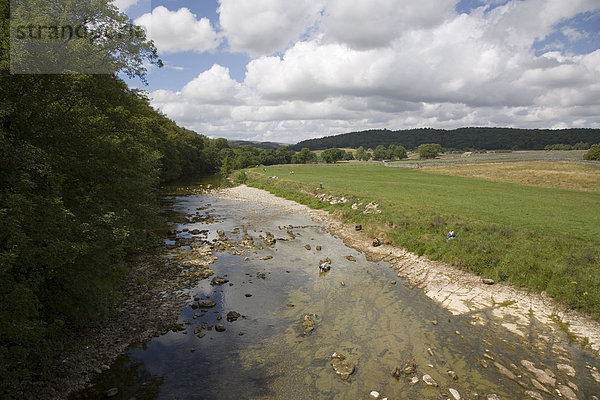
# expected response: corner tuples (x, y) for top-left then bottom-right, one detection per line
(372, 145), (391, 161)
(393, 145), (408, 159)
(291, 147), (318, 164)
(418, 143), (443, 159)
(354, 146), (367, 161)
(343, 151), (354, 161)
(320, 148), (345, 163)
(0, 0), (221, 395)
(584, 144), (600, 161)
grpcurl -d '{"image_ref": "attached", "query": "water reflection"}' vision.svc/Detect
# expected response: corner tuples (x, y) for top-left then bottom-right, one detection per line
(69, 353), (163, 400)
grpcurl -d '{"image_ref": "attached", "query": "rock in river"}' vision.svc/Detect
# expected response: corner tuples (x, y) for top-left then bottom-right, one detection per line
(422, 374), (438, 387)
(449, 388), (461, 400)
(197, 300), (217, 308)
(226, 311), (241, 322)
(331, 352), (356, 381)
(215, 324), (226, 332)
(402, 359), (417, 375)
(302, 314), (316, 335)
(211, 276), (229, 286)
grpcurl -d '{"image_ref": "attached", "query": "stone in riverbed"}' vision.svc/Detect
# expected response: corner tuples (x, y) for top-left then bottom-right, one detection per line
(302, 314), (316, 335)
(305, 244), (311, 250)
(557, 363), (576, 377)
(494, 362), (522, 385)
(372, 238), (381, 247)
(330, 352), (356, 381)
(520, 360), (556, 386)
(215, 324), (226, 332)
(104, 388), (119, 398)
(211, 276), (229, 286)
(422, 374), (438, 386)
(226, 311), (241, 322)
(197, 300), (217, 308)
(525, 391), (544, 400)
(482, 278), (495, 285)
(449, 388), (461, 400)
(557, 384), (578, 400)
(402, 359), (417, 375)
(448, 370), (458, 380)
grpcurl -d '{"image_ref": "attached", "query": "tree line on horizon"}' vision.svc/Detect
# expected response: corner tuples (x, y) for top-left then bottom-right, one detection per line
(289, 127), (600, 151)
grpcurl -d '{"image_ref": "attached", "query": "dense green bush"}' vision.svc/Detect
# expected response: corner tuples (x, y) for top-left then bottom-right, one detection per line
(418, 143), (443, 159)
(584, 144), (600, 161)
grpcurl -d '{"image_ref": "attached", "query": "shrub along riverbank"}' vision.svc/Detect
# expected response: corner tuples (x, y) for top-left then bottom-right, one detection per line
(245, 164), (600, 320)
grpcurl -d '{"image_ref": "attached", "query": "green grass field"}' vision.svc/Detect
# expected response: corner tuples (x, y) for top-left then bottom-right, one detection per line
(245, 164), (600, 320)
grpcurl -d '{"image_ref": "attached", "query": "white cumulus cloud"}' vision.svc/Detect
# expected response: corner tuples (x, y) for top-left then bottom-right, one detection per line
(148, 0), (600, 142)
(218, 0), (324, 57)
(135, 6), (221, 54)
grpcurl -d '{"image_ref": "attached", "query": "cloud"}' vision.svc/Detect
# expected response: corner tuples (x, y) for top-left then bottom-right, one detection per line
(148, 0), (600, 143)
(321, 0), (456, 49)
(218, 0), (324, 57)
(135, 6), (220, 54)
(181, 65), (244, 104)
(112, 0), (138, 12)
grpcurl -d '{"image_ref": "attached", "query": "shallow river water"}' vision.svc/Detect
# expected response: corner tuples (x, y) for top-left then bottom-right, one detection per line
(72, 189), (600, 399)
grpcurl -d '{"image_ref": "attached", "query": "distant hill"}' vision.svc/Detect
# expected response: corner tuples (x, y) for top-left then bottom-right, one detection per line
(290, 127), (600, 151)
(228, 140), (290, 150)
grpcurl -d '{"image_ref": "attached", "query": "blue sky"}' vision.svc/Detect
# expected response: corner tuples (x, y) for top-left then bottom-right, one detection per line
(117, 0), (600, 143)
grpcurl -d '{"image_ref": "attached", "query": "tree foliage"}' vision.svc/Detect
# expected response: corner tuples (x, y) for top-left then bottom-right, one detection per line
(584, 144), (600, 161)
(291, 147), (318, 164)
(0, 1), (220, 395)
(320, 148), (346, 163)
(418, 143), (443, 159)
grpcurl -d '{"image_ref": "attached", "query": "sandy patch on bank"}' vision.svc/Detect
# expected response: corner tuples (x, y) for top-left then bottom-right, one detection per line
(217, 185), (600, 354)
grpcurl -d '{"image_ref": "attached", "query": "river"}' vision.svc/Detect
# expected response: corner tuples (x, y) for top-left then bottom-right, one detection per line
(71, 183), (600, 399)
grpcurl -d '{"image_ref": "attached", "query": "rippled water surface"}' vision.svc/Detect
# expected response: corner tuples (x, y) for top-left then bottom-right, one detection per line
(72, 190), (600, 399)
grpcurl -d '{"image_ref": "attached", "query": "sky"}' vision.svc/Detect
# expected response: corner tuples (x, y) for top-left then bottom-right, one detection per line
(115, 0), (600, 144)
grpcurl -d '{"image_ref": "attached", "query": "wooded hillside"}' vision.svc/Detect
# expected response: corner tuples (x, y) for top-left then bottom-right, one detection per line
(291, 127), (600, 151)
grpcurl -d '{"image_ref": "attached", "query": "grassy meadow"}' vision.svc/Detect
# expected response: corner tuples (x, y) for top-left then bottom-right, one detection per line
(245, 162), (600, 319)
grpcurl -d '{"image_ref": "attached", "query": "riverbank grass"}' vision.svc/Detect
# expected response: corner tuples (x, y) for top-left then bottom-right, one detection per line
(246, 164), (600, 319)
